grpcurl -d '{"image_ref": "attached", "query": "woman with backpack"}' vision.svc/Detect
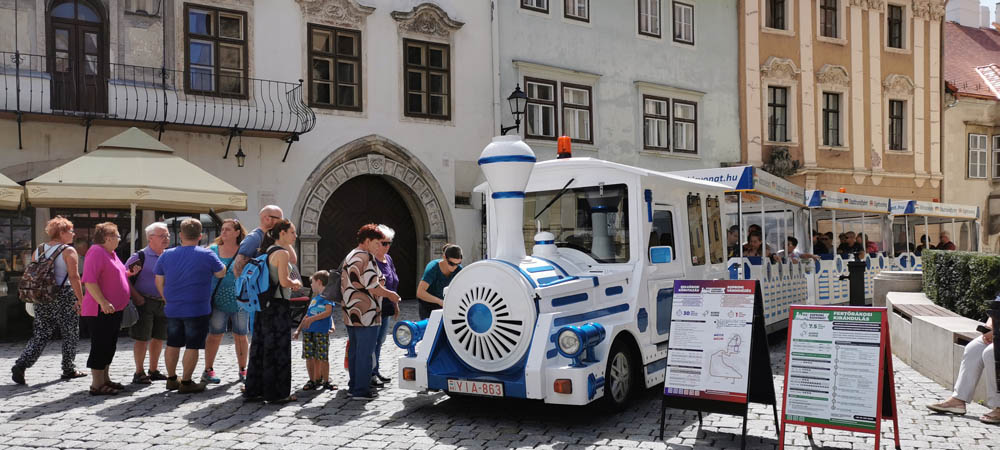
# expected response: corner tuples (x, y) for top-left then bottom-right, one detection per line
(11, 216), (86, 385)
(243, 219), (301, 404)
(202, 219), (249, 384)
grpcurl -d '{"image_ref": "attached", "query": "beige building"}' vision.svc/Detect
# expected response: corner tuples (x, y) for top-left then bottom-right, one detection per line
(942, 3), (1000, 252)
(739, 0), (946, 200)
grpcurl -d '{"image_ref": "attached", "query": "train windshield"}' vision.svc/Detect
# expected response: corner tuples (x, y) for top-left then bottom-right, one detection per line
(523, 184), (630, 263)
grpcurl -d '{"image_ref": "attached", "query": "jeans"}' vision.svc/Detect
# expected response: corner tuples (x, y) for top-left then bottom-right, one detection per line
(346, 325), (379, 396)
(373, 316), (394, 376)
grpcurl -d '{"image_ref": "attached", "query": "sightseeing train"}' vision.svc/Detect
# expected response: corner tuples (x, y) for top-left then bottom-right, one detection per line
(392, 136), (733, 407)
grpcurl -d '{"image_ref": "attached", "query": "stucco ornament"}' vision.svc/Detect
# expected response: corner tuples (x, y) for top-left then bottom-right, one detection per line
(760, 57), (799, 82)
(883, 74), (915, 96)
(871, 147), (883, 170)
(865, 0), (885, 11)
(913, 1), (931, 19)
(294, 0), (374, 28)
(816, 65), (850, 87)
(929, 2), (946, 21)
(367, 153), (385, 175)
(391, 3), (464, 38)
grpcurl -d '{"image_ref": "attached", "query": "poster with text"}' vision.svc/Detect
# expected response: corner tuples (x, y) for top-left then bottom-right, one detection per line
(783, 307), (883, 431)
(664, 280), (755, 403)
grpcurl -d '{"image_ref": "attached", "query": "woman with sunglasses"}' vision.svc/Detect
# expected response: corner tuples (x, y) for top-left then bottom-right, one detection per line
(203, 218), (249, 384)
(371, 225), (399, 387)
(415, 244), (463, 320)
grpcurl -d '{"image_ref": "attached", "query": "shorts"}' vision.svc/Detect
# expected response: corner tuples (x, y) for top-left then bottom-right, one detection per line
(208, 308), (250, 335)
(166, 315), (211, 349)
(129, 298), (167, 341)
(301, 331), (330, 361)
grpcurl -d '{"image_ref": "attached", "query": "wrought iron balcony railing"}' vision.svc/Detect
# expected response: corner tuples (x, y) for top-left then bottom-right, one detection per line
(1, 51), (316, 139)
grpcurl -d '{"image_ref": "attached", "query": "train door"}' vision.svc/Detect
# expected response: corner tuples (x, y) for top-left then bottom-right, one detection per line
(646, 203), (682, 344)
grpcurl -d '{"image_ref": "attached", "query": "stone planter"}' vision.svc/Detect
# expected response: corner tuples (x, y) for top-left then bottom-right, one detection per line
(874, 271), (922, 307)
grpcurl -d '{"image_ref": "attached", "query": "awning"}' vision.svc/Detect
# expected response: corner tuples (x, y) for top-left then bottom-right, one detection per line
(0, 172), (24, 210)
(25, 127), (247, 213)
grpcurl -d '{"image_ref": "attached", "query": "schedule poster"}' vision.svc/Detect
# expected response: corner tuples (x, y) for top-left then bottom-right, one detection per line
(783, 308), (883, 431)
(664, 280), (756, 404)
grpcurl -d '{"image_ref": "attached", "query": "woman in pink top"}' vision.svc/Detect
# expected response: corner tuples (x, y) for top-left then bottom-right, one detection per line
(81, 222), (138, 395)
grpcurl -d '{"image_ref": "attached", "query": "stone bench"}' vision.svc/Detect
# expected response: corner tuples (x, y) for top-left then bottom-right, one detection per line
(886, 291), (990, 404)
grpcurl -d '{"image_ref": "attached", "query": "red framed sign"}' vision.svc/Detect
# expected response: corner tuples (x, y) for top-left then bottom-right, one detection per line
(778, 305), (900, 450)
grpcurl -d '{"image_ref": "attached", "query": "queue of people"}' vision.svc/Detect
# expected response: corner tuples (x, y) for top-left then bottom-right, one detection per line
(10, 207), (465, 405)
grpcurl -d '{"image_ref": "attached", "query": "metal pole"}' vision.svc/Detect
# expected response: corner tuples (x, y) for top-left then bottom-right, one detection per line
(861, 214), (866, 256)
(951, 218), (956, 249)
(130, 203), (137, 254)
(760, 196), (766, 258)
(808, 208), (814, 254)
(738, 192), (744, 279)
(924, 215), (930, 249)
(832, 210), (838, 252)
(904, 216), (910, 255)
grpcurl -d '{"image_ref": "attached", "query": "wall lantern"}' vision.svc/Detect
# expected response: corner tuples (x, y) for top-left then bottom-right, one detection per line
(500, 84), (528, 135)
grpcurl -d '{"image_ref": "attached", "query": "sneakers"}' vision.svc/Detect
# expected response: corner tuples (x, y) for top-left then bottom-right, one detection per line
(165, 376), (180, 391)
(178, 380), (207, 394)
(201, 369), (221, 384)
(147, 370), (168, 381)
(11, 365), (25, 385)
(370, 375), (385, 388)
(238, 369), (247, 382)
(348, 391), (378, 400)
(376, 373), (391, 383)
(927, 400), (966, 415)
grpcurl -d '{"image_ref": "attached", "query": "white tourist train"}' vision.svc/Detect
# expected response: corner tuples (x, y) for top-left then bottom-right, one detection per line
(391, 136), (982, 407)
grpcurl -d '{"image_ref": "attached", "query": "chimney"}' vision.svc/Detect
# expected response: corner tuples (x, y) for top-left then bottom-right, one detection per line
(948, 0), (983, 27)
(478, 136), (536, 263)
(983, 6), (992, 28)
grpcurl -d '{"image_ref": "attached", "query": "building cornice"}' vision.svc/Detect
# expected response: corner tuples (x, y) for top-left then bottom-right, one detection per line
(294, 0), (374, 28)
(391, 3), (464, 38)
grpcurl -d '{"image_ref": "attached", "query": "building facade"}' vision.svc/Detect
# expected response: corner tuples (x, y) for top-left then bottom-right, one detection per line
(942, 2), (1000, 252)
(495, 0), (741, 170)
(0, 0), (495, 298)
(739, 0), (946, 201)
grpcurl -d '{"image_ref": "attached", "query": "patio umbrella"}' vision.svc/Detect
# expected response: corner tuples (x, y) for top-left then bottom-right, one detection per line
(26, 127), (247, 252)
(0, 172), (24, 210)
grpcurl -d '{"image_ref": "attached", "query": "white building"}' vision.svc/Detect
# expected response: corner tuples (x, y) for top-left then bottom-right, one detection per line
(494, 0), (741, 169)
(0, 0), (494, 298)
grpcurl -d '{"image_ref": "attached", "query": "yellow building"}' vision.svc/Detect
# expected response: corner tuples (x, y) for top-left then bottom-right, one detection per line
(739, 0), (945, 200)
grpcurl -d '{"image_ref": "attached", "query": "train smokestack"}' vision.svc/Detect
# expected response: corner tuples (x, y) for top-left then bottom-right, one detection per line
(478, 136), (536, 263)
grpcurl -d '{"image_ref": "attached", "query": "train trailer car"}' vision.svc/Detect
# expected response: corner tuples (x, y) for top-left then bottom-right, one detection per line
(393, 136), (730, 407)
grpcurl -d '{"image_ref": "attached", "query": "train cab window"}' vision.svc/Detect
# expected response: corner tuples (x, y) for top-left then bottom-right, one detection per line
(523, 183), (631, 263)
(706, 196), (724, 264)
(687, 194), (705, 266)
(649, 209), (675, 260)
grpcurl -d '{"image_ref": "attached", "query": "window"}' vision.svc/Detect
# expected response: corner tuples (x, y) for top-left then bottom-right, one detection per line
(0, 212), (34, 273)
(523, 184), (630, 263)
(820, 0), (838, 38)
(993, 136), (1000, 178)
(565, 0), (589, 21)
(643, 96), (670, 150)
(706, 196), (724, 264)
(766, 0), (785, 30)
(650, 209), (675, 255)
(970, 134), (988, 179)
(562, 84), (592, 143)
(522, 0), (548, 13)
(639, 0), (661, 37)
(673, 100), (696, 152)
(888, 100), (905, 150)
(184, 4), (247, 97)
(158, 212), (221, 248)
(403, 39), (450, 120)
(525, 78), (557, 139)
(307, 24), (361, 110)
(887, 4), (903, 49)
(672, 2), (694, 44)
(51, 208), (138, 263)
(687, 194), (705, 266)
(767, 86), (789, 142)
(822, 92), (841, 146)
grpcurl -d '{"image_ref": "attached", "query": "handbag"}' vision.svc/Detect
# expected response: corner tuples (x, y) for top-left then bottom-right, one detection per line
(120, 301), (139, 329)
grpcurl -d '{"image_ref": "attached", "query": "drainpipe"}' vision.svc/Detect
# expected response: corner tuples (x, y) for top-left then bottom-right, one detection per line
(491, 0), (502, 136)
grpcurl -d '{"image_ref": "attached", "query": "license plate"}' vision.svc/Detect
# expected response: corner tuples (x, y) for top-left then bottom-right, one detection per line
(447, 379), (504, 397)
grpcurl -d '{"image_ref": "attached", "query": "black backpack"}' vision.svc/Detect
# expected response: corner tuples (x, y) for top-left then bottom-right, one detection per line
(321, 264), (343, 304)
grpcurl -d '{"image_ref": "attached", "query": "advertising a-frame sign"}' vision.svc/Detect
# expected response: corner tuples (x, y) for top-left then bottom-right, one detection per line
(778, 305), (901, 450)
(658, 280), (778, 450)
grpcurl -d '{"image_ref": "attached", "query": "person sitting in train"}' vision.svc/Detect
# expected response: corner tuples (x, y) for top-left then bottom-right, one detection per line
(743, 231), (767, 258)
(811, 230), (829, 255)
(915, 234), (930, 256)
(777, 236), (819, 263)
(726, 225), (740, 258)
(857, 232), (879, 254)
(836, 231), (864, 257)
(937, 230), (957, 251)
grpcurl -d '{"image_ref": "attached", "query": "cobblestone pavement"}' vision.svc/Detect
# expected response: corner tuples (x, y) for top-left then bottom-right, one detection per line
(1, 300), (997, 449)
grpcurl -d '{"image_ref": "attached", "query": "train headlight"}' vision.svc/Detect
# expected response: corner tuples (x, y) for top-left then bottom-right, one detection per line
(555, 322), (606, 367)
(393, 320), (428, 357)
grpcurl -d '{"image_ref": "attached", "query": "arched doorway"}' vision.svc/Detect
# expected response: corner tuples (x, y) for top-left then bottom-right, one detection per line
(318, 175), (419, 298)
(47, 0), (108, 113)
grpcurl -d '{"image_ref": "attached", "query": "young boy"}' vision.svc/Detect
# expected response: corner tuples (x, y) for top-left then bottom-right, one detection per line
(293, 270), (336, 391)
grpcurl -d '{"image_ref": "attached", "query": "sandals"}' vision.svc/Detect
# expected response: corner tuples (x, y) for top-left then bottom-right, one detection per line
(980, 409), (1000, 424)
(60, 370), (86, 380)
(89, 385), (120, 396)
(147, 370), (168, 381)
(132, 372), (152, 385)
(268, 395), (297, 404)
(323, 381), (338, 391)
(302, 380), (318, 391)
(105, 381), (125, 390)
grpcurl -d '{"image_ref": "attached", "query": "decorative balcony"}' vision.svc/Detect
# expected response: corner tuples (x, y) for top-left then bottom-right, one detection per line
(0, 51), (316, 150)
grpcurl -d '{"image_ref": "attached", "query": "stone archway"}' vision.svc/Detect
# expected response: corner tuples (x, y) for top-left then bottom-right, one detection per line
(293, 135), (455, 276)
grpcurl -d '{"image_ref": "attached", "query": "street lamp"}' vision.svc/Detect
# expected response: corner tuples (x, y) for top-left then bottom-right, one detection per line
(500, 84), (527, 135)
(235, 133), (246, 168)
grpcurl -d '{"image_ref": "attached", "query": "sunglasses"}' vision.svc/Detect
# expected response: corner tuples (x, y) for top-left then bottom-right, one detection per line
(445, 259), (461, 267)
(380, 241), (392, 247)
(267, 215), (282, 221)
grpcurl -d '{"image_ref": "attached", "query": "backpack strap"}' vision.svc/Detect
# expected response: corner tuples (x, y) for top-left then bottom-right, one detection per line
(265, 246), (289, 300)
(51, 244), (70, 286)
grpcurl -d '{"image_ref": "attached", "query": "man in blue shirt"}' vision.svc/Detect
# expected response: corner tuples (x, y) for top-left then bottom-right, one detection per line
(154, 218), (225, 393)
(232, 205), (296, 275)
(415, 244), (463, 320)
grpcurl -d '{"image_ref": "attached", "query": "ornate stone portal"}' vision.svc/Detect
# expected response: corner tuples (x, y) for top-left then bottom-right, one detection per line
(293, 135), (454, 276)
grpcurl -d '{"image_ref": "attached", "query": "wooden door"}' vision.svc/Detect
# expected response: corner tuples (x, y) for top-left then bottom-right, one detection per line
(318, 175), (419, 299)
(49, 0), (107, 113)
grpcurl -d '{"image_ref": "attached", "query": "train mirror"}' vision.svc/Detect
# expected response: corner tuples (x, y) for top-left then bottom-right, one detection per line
(649, 246), (673, 264)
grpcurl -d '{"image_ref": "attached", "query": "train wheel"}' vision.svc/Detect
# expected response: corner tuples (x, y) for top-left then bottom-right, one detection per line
(602, 339), (637, 411)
